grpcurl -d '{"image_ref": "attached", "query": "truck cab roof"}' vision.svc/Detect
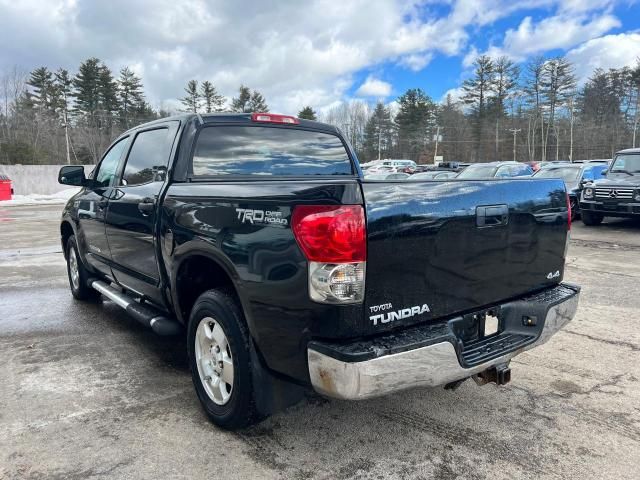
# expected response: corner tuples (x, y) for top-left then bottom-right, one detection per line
(124, 112), (340, 136)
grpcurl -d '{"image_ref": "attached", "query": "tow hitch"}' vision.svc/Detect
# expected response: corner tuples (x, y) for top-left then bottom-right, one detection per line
(474, 363), (511, 386)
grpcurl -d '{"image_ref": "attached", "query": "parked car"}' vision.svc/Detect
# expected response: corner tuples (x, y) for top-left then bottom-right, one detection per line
(579, 147), (640, 225)
(57, 112), (579, 429)
(533, 163), (608, 219)
(368, 159), (417, 174)
(411, 171), (457, 180)
(365, 172), (410, 180)
(456, 162), (534, 179)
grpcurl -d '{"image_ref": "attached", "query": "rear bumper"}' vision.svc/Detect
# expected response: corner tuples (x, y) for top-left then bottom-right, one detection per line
(580, 199), (640, 217)
(308, 283), (580, 400)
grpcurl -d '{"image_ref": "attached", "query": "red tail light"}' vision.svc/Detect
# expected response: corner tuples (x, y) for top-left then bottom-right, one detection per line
(291, 205), (366, 262)
(566, 192), (572, 230)
(251, 113), (299, 125)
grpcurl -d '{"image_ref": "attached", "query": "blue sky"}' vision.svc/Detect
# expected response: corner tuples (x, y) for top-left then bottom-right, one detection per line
(348, 0), (640, 104)
(0, 0), (639, 113)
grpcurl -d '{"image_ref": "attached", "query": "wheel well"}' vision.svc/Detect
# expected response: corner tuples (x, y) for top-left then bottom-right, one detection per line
(175, 255), (240, 322)
(60, 221), (74, 258)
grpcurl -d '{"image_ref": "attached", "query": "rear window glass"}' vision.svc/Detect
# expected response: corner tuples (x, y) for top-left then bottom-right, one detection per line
(192, 126), (352, 176)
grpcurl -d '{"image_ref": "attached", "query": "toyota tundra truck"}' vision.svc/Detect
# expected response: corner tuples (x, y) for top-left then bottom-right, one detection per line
(58, 113), (580, 429)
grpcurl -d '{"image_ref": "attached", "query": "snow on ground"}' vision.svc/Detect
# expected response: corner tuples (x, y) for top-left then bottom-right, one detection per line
(0, 188), (79, 206)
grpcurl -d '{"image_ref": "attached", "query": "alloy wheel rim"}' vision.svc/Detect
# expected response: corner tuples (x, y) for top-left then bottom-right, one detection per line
(69, 248), (80, 290)
(194, 316), (234, 405)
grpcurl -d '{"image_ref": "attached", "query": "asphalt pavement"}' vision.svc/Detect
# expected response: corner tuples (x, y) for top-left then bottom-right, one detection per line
(1, 204), (639, 479)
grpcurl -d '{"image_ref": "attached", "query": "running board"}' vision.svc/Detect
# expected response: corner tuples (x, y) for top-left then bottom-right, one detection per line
(90, 280), (181, 336)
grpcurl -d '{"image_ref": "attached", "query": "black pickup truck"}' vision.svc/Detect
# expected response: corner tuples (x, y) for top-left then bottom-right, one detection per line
(58, 113), (580, 429)
(580, 148), (640, 225)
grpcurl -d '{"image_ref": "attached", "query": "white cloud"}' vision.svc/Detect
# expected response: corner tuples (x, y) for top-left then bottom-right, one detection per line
(398, 53), (433, 71)
(498, 13), (621, 59)
(566, 32), (640, 81)
(0, 0), (631, 112)
(441, 86), (466, 103)
(356, 76), (392, 97)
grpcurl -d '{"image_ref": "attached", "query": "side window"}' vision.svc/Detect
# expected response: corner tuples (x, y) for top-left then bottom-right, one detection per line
(120, 128), (170, 186)
(94, 137), (129, 188)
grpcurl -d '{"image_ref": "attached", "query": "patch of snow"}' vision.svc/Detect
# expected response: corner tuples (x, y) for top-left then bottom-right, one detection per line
(0, 188), (80, 206)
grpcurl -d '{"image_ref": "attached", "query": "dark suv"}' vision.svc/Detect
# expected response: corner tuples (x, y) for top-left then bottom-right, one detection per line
(580, 148), (640, 225)
(533, 162), (608, 219)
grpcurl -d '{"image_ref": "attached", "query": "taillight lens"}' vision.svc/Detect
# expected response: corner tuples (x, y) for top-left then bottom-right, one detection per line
(291, 205), (366, 262)
(292, 205), (366, 304)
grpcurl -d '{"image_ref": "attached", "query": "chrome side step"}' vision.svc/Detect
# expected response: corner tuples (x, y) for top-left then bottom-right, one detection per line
(91, 280), (181, 336)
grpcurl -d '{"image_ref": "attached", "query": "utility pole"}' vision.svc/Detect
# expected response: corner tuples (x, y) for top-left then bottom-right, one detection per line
(377, 116), (382, 161)
(508, 128), (521, 162)
(63, 110), (71, 165)
(433, 125), (441, 165)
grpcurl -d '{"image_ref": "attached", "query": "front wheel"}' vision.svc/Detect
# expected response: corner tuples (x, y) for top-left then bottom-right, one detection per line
(581, 211), (604, 226)
(187, 290), (259, 429)
(66, 235), (100, 301)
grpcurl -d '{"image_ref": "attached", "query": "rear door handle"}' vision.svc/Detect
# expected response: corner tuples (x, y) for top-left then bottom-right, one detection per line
(477, 205), (509, 227)
(138, 198), (155, 215)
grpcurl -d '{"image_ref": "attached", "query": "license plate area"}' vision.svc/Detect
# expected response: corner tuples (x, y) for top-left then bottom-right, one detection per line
(450, 307), (502, 344)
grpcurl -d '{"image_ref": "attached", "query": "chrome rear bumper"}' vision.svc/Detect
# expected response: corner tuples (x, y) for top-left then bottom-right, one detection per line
(308, 285), (579, 400)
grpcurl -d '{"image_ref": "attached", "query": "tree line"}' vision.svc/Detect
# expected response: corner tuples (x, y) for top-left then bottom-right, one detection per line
(1, 54), (639, 165)
(352, 55), (640, 164)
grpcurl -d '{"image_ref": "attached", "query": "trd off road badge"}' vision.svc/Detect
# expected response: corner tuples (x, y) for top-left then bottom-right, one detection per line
(236, 208), (288, 226)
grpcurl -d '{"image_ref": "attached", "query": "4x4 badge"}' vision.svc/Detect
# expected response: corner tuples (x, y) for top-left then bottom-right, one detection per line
(547, 271), (560, 280)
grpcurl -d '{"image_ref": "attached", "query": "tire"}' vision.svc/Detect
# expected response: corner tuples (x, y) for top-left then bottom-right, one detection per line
(581, 210), (604, 226)
(187, 290), (259, 429)
(66, 235), (100, 301)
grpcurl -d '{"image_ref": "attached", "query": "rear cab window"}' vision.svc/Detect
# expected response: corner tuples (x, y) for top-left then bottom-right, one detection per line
(191, 126), (353, 176)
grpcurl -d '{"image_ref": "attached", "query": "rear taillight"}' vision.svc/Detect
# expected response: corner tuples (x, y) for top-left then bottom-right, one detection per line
(292, 205), (366, 304)
(251, 113), (299, 125)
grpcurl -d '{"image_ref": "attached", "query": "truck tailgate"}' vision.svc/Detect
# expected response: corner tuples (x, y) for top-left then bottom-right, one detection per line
(362, 178), (569, 334)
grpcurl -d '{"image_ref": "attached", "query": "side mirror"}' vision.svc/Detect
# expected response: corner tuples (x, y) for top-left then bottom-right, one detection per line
(58, 165), (87, 186)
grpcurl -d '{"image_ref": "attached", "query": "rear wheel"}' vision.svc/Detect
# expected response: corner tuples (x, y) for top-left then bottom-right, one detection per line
(66, 235), (100, 301)
(187, 290), (259, 429)
(581, 211), (604, 226)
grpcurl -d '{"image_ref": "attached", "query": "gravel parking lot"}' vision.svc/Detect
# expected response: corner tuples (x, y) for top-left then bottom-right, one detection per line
(1, 204), (639, 480)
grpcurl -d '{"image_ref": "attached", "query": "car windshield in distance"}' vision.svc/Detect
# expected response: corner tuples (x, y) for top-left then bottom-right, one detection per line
(192, 126), (353, 176)
(534, 167), (581, 182)
(610, 154), (640, 173)
(457, 165), (497, 179)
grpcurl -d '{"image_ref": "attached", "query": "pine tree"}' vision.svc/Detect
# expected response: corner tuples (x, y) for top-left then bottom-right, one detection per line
(73, 57), (102, 117)
(200, 81), (225, 113)
(395, 89), (436, 161)
(298, 106), (317, 120)
(231, 85), (268, 113)
(489, 56), (519, 159)
(249, 90), (268, 113)
(98, 64), (119, 117)
(118, 67), (144, 127)
(54, 68), (73, 121)
(461, 55), (495, 161)
(231, 85), (251, 112)
(363, 102), (393, 161)
(27, 67), (56, 112)
(541, 57), (576, 160)
(180, 80), (201, 113)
